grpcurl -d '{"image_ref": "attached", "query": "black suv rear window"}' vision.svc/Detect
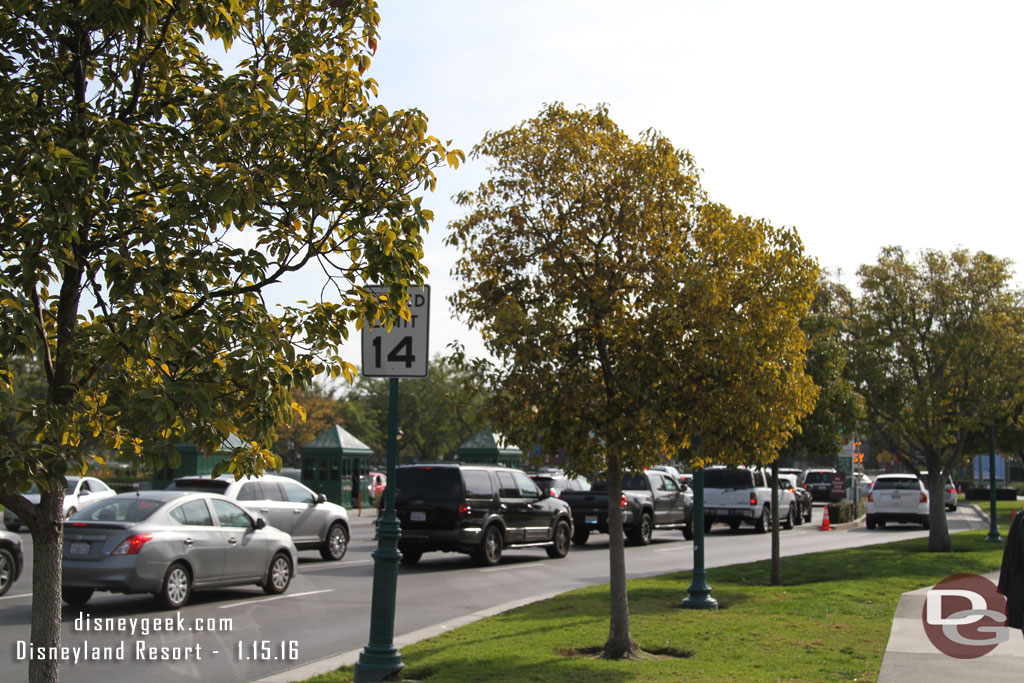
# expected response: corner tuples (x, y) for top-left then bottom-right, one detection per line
(703, 469), (755, 488)
(166, 479), (230, 493)
(396, 467), (463, 501)
(803, 471), (832, 484)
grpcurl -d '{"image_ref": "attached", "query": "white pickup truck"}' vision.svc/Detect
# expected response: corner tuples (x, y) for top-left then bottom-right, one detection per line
(702, 467), (797, 533)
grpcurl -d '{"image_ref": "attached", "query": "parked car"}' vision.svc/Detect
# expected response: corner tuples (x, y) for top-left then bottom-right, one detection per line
(866, 474), (929, 529)
(61, 491), (297, 607)
(165, 473), (350, 561)
(393, 463), (574, 566)
(528, 469), (591, 498)
(559, 469), (694, 545)
(779, 473), (813, 524)
(0, 529), (24, 597)
(920, 472), (958, 511)
(778, 467), (803, 485)
(4, 476), (117, 531)
(704, 467), (798, 532)
(801, 468), (840, 502)
(649, 465), (684, 482)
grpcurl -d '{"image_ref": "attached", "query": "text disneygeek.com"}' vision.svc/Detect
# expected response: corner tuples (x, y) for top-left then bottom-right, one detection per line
(13, 612), (299, 664)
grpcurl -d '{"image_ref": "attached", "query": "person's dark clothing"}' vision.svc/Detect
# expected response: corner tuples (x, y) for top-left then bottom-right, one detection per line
(998, 511), (1024, 629)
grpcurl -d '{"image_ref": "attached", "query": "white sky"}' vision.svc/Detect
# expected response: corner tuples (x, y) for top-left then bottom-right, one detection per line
(277, 1), (1024, 366)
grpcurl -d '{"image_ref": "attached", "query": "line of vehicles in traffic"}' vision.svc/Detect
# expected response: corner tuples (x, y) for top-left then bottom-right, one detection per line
(0, 463), (961, 608)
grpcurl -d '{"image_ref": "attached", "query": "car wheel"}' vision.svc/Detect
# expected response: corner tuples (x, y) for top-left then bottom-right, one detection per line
(866, 515), (876, 530)
(627, 513), (653, 546)
(755, 505), (771, 533)
(400, 549), (422, 565)
(65, 507), (77, 519)
(546, 520), (571, 559)
(320, 523), (349, 561)
(62, 587), (94, 606)
(783, 505), (796, 530)
(474, 525), (503, 566)
(682, 524), (694, 541)
(0, 549), (15, 597)
(264, 553), (292, 595)
(571, 527), (590, 546)
(158, 562), (192, 609)
(3, 523), (17, 533)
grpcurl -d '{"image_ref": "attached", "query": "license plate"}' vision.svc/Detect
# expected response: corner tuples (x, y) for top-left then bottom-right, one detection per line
(585, 515), (598, 525)
(69, 542), (90, 556)
(410, 511), (426, 522)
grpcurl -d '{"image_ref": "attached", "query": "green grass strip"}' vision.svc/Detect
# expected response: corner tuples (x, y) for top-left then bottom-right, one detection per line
(308, 500), (1019, 683)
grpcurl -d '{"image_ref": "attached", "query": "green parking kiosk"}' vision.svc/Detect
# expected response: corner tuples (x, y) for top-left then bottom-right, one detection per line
(455, 430), (523, 467)
(153, 434), (245, 489)
(300, 425), (374, 509)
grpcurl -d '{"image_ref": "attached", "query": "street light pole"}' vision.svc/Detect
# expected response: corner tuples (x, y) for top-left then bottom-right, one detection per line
(354, 377), (405, 681)
(682, 467), (718, 610)
(985, 420), (1002, 543)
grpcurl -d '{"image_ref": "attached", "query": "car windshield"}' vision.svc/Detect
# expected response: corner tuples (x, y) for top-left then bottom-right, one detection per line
(395, 467), (462, 501)
(873, 477), (920, 490)
(165, 479), (230, 493)
(70, 497), (165, 522)
(703, 469), (754, 488)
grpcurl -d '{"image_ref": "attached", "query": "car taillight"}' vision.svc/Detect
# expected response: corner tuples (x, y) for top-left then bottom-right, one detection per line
(111, 534), (153, 555)
(621, 494), (628, 508)
(920, 492), (928, 503)
(868, 492), (874, 502)
(803, 484), (809, 489)
(458, 504), (470, 515)
(749, 494), (757, 506)
(550, 488), (557, 498)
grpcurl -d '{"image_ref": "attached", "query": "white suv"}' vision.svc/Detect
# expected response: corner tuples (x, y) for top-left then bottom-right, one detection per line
(866, 474), (929, 529)
(166, 474), (350, 560)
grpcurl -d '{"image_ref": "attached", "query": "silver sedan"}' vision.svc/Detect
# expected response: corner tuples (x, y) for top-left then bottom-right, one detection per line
(62, 490), (297, 608)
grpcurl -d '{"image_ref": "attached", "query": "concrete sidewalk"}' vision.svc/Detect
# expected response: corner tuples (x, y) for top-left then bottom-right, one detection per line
(877, 570), (1024, 682)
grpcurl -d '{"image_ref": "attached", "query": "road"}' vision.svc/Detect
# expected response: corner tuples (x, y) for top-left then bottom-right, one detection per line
(0, 505), (986, 683)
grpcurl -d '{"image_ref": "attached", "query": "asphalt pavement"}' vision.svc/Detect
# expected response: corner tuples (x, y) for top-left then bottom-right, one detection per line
(267, 506), (1020, 683)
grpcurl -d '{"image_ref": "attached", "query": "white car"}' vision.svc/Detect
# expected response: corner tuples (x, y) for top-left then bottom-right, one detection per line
(866, 474), (929, 529)
(165, 473), (350, 561)
(4, 476), (117, 531)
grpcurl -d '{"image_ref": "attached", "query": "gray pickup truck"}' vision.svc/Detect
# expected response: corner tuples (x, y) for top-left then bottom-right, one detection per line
(558, 470), (694, 546)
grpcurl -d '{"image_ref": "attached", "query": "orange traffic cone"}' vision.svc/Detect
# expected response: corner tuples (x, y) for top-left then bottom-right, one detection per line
(819, 505), (832, 531)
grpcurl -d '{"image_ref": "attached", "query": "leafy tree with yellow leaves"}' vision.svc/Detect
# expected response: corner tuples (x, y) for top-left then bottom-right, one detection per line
(446, 103), (817, 660)
(0, 1), (459, 680)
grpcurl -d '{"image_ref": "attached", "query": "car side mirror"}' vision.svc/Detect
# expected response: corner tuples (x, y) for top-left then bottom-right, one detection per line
(317, 493), (327, 504)
(536, 486), (551, 500)
(255, 517), (266, 530)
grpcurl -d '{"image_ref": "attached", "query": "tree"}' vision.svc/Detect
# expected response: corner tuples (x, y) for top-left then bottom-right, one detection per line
(446, 103), (818, 659)
(270, 385), (359, 467)
(845, 247), (1020, 552)
(0, 2), (459, 680)
(344, 353), (489, 463)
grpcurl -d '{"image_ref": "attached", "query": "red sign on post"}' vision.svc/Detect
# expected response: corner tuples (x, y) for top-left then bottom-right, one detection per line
(831, 472), (847, 499)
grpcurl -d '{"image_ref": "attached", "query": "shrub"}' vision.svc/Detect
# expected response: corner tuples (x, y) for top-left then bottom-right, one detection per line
(826, 500), (866, 523)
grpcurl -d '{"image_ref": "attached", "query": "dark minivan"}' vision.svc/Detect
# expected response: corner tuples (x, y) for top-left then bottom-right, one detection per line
(393, 464), (573, 566)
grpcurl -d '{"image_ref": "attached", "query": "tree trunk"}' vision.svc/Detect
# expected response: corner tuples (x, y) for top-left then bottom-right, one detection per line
(602, 453), (637, 658)
(770, 462), (781, 585)
(925, 470), (951, 552)
(28, 490), (65, 682)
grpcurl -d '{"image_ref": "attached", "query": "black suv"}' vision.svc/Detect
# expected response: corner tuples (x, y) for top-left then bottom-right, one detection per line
(394, 463), (573, 566)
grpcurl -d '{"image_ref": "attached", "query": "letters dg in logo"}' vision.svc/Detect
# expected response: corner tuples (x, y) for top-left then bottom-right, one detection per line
(922, 573), (1008, 659)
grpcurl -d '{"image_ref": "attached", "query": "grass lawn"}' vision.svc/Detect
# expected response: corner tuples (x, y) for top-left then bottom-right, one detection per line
(307, 501), (1019, 683)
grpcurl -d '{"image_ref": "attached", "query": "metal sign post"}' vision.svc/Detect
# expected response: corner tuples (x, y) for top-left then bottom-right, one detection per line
(354, 286), (429, 682)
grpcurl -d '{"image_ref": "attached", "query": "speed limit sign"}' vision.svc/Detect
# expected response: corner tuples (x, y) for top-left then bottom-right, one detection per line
(361, 286), (430, 378)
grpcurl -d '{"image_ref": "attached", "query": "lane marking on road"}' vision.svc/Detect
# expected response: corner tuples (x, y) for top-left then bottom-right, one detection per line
(217, 588), (333, 609)
(0, 592), (32, 601)
(300, 559), (374, 572)
(654, 546), (687, 552)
